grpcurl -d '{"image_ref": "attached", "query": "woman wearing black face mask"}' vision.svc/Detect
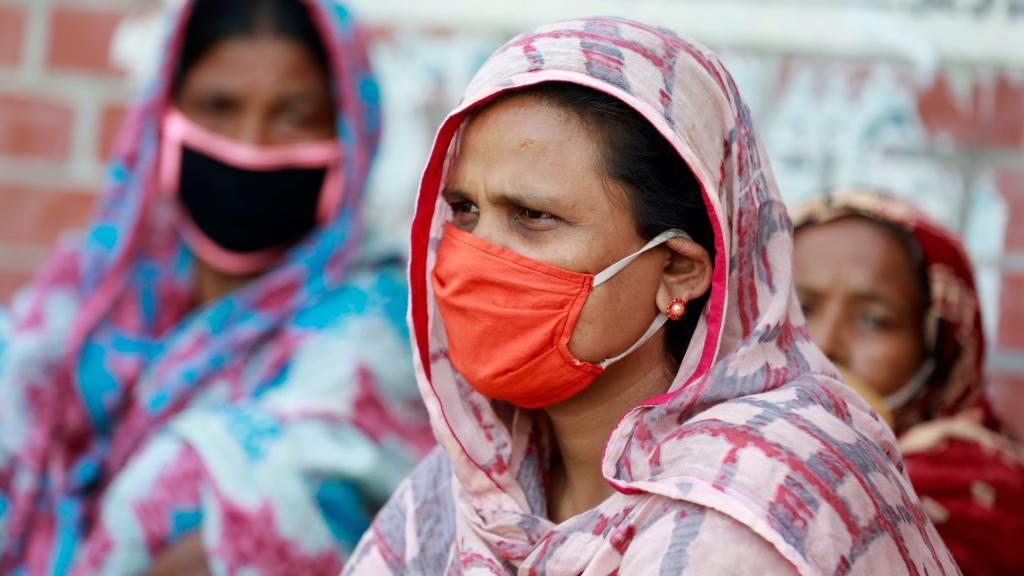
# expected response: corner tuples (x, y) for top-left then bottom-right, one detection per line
(0, 1), (431, 575)
(166, 0), (342, 303)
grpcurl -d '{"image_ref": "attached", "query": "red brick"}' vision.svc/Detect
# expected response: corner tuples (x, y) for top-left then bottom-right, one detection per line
(366, 25), (395, 42)
(988, 372), (1024, 439)
(46, 7), (126, 74)
(916, 73), (1024, 149)
(0, 5), (26, 67)
(991, 75), (1024, 148)
(98, 104), (128, 162)
(916, 74), (973, 144)
(998, 272), (1024, 351)
(0, 185), (96, 246)
(0, 94), (74, 159)
(996, 169), (1024, 252)
(0, 271), (32, 304)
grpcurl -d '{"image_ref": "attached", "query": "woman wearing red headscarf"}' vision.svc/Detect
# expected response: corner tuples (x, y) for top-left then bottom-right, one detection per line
(793, 189), (1024, 575)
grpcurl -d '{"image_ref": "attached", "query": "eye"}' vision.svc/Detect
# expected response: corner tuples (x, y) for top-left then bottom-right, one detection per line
(857, 313), (891, 331)
(795, 290), (816, 317)
(448, 201), (479, 230)
(512, 207), (559, 232)
(197, 94), (236, 115)
(520, 208), (554, 221)
(449, 201), (478, 215)
(513, 207), (559, 230)
(799, 301), (815, 317)
(279, 108), (312, 128)
(279, 104), (328, 130)
(179, 94), (239, 133)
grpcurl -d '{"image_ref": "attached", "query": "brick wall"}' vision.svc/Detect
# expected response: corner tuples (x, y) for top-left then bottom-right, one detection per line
(1, 0), (1022, 429)
(0, 0), (134, 299)
(992, 168), (1024, 433)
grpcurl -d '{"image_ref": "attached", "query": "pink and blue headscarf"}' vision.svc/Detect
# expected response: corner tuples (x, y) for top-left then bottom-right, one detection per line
(0, 1), (430, 574)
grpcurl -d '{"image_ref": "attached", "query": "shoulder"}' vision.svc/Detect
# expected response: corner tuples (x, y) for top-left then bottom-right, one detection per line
(899, 414), (1024, 547)
(276, 263), (415, 397)
(619, 502), (797, 575)
(901, 411), (1024, 501)
(633, 371), (952, 574)
(377, 447), (455, 540)
(900, 410), (1022, 462)
(0, 275), (81, 378)
(344, 448), (456, 575)
(1, 238), (85, 364)
(292, 264), (408, 332)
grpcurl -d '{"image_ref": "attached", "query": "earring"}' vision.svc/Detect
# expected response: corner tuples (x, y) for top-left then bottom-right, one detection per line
(666, 298), (687, 321)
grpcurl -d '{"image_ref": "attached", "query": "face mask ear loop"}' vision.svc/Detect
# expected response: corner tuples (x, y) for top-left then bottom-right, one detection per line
(593, 228), (691, 288)
(592, 229), (690, 369)
(884, 358), (936, 411)
(598, 313), (670, 369)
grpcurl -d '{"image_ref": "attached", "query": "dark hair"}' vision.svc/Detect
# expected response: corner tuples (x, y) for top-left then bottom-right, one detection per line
(492, 82), (717, 368)
(174, 0), (330, 93)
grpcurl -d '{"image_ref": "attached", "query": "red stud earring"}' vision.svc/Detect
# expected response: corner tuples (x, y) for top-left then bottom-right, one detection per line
(667, 298), (687, 321)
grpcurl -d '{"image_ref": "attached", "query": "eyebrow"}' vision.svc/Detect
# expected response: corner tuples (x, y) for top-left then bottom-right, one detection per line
(794, 283), (821, 297)
(274, 91), (331, 107)
(852, 292), (896, 308)
(441, 187), (466, 202)
(795, 283), (897, 308)
(188, 85), (328, 108)
(441, 186), (570, 214)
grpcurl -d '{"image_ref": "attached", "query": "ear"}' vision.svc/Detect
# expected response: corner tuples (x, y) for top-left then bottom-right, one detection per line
(655, 237), (713, 314)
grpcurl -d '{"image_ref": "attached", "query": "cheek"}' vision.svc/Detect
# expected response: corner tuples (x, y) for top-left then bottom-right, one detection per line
(568, 256), (663, 362)
(847, 331), (925, 397)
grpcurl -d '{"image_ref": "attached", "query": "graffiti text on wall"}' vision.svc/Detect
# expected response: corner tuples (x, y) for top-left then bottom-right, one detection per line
(911, 0), (1024, 18)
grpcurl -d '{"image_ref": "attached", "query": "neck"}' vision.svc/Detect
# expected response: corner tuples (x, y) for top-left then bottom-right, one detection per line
(194, 259), (258, 307)
(543, 332), (672, 523)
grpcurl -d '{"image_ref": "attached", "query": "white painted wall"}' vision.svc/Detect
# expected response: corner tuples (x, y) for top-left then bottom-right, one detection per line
(112, 0), (1018, 345)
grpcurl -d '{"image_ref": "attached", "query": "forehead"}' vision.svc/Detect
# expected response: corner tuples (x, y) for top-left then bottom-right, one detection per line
(793, 217), (922, 297)
(179, 36), (329, 94)
(450, 95), (605, 191)
(459, 95), (590, 158)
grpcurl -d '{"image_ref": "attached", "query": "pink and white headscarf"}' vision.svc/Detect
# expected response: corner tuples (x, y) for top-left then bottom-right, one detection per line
(345, 17), (958, 576)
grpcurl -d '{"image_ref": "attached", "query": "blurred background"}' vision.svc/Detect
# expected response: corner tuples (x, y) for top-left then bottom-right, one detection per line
(0, 0), (1021, 416)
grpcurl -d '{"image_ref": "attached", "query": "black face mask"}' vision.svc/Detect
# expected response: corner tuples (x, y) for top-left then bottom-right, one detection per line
(178, 146), (325, 254)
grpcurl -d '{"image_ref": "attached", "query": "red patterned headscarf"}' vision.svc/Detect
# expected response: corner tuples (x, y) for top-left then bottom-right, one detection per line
(794, 189), (1024, 575)
(792, 189), (986, 434)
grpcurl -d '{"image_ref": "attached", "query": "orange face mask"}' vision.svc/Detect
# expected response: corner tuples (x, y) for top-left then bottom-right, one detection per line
(431, 223), (688, 409)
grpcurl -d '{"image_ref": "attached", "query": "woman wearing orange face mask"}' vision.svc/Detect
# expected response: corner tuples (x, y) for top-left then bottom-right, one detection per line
(0, 1), (430, 574)
(343, 18), (957, 575)
(793, 189), (1024, 575)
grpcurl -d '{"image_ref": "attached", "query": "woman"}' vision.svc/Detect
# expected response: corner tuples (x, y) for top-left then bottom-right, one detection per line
(0, 1), (430, 574)
(344, 18), (955, 575)
(793, 189), (1024, 575)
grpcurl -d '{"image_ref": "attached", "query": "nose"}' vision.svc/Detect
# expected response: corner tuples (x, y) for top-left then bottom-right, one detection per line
(465, 215), (508, 251)
(231, 109), (272, 147)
